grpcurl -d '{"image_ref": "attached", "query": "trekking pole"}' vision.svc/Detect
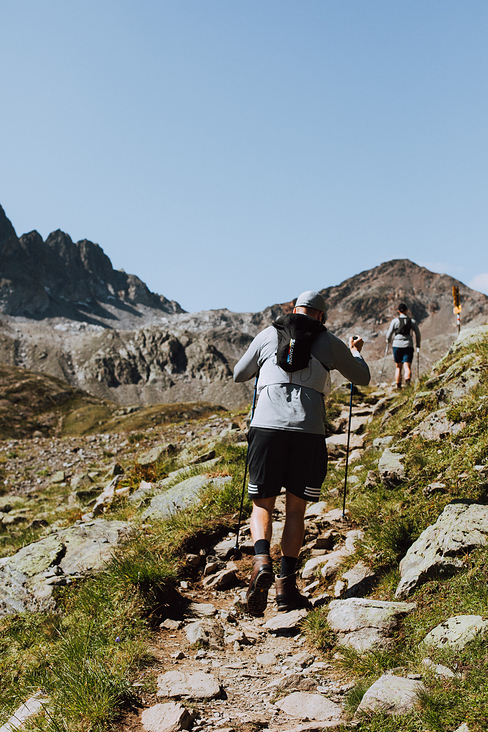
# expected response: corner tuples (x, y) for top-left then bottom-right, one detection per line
(416, 347), (420, 382)
(234, 372), (259, 554)
(342, 381), (354, 518)
(378, 343), (388, 384)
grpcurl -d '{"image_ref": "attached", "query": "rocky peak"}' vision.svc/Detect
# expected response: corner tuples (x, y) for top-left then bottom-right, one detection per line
(2, 204), (488, 409)
(0, 204), (184, 321)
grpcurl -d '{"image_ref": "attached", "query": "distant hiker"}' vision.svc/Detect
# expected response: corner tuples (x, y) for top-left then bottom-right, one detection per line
(386, 303), (421, 389)
(233, 290), (370, 616)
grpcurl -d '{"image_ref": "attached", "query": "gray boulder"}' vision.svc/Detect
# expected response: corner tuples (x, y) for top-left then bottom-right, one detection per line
(412, 408), (465, 441)
(422, 615), (488, 651)
(275, 691), (343, 723)
(187, 602), (217, 617)
(0, 692), (48, 732)
(427, 347), (484, 403)
(137, 444), (175, 467)
(378, 448), (405, 487)
(157, 670), (222, 700)
(141, 474), (231, 522)
(334, 561), (376, 598)
(129, 479), (156, 506)
(212, 537), (238, 560)
(423, 481), (447, 497)
(185, 619), (224, 649)
(130, 457), (223, 507)
(70, 472), (93, 490)
(373, 436), (394, 449)
(265, 609), (308, 633)
(396, 502), (488, 599)
(4, 534), (65, 577)
(50, 470), (66, 483)
(421, 658), (456, 678)
(301, 529), (362, 581)
(140, 702), (196, 732)
(356, 674), (424, 716)
(0, 518), (129, 615)
(328, 598), (416, 653)
(201, 565), (238, 591)
(326, 433), (364, 449)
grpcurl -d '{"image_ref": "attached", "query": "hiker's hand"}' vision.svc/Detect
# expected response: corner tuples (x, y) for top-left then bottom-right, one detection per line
(349, 336), (363, 353)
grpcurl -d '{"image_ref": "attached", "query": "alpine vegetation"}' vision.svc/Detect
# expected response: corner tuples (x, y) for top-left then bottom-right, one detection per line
(0, 325), (487, 730)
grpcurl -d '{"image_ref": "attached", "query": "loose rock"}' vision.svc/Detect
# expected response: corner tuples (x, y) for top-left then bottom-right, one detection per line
(157, 670), (222, 699)
(328, 598), (416, 653)
(356, 674), (424, 716)
(378, 448), (405, 487)
(275, 692), (343, 723)
(396, 502), (488, 599)
(422, 615), (488, 651)
(141, 702), (196, 732)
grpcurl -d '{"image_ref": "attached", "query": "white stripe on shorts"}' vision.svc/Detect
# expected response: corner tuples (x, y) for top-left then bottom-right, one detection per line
(304, 486), (321, 499)
(248, 483), (259, 494)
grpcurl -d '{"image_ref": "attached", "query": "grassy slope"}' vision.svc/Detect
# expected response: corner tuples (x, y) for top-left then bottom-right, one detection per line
(0, 362), (224, 439)
(306, 329), (488, 732)
(0, 430), (249, 731)
(1, 330), (488, 730)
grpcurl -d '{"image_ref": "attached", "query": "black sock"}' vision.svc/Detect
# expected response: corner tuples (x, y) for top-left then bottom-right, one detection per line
(280, 556), (297, 577)
(254, 539), (270, 556)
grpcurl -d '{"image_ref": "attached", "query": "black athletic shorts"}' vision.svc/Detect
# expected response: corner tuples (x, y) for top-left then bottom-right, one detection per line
(247, 427), (328, 502)
(393, 346), (414, 364)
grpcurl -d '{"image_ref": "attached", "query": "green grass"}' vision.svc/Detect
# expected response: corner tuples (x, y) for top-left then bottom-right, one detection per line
(0, 433), (250, 731)
(303, 331), (488, 732)
(2, 332), (488, 730)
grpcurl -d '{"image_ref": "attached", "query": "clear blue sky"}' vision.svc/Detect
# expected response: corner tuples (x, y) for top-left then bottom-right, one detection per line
(1, 1), (487, 313)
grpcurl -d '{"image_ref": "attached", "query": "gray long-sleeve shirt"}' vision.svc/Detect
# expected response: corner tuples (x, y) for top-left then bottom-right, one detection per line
(386, 315), (421, 348)
(233, 326), (370, 435)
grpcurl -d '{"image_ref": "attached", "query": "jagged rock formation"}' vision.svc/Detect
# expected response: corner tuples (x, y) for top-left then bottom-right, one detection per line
(0, 204), (183, 321)
(1, 204), (488, 408)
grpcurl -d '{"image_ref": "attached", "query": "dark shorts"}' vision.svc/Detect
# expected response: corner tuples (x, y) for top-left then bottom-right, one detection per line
(393, 346), (414, 364)
(247, 427), (328, 502)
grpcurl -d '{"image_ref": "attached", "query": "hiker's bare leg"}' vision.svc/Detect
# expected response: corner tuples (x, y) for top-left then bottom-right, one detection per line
(281, 492), (307, 558)
(395, 363), (402, 387)
(250, 496), (276, 544)
(404, 362), (412, 382)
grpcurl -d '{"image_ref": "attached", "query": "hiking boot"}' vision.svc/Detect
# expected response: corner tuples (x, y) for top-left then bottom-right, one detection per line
(405, 378), (411, 387)
(246, 555), (274, 616)
(275, 573), (311, 612)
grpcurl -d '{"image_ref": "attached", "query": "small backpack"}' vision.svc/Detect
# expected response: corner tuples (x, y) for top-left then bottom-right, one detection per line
(273, 314), (326, 373)
(398, 317), (412, 337)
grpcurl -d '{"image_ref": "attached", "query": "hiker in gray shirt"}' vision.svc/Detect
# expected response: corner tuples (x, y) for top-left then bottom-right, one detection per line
(386, 303), (421, 389)
(233, 290), (370, 616)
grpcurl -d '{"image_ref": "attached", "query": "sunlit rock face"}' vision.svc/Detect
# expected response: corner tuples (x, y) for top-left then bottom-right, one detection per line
(1, 203), (488, 407)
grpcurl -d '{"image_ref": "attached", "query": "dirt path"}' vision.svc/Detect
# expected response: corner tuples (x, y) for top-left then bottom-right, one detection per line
(117, 497), (351, 732)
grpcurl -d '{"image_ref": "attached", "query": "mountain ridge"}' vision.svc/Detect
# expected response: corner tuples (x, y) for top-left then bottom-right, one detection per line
(1, 204), (487, 407)
(0, 205), (184, 322)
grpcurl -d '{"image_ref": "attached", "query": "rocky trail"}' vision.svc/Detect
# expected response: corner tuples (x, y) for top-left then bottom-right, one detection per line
(2, 395), (377, 731)
(112, 394), (386, 732)
(3, 326), (488, 732)
(116, 498), (357, 732)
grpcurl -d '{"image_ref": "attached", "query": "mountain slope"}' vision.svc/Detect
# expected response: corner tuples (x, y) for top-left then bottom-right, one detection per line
(1, 203), (487, 407)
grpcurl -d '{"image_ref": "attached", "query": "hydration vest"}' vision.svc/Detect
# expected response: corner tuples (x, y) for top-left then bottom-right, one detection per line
(398, 316), (412, 337)
(273, 313), (325, 372)
(256, 314), (331, 396)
